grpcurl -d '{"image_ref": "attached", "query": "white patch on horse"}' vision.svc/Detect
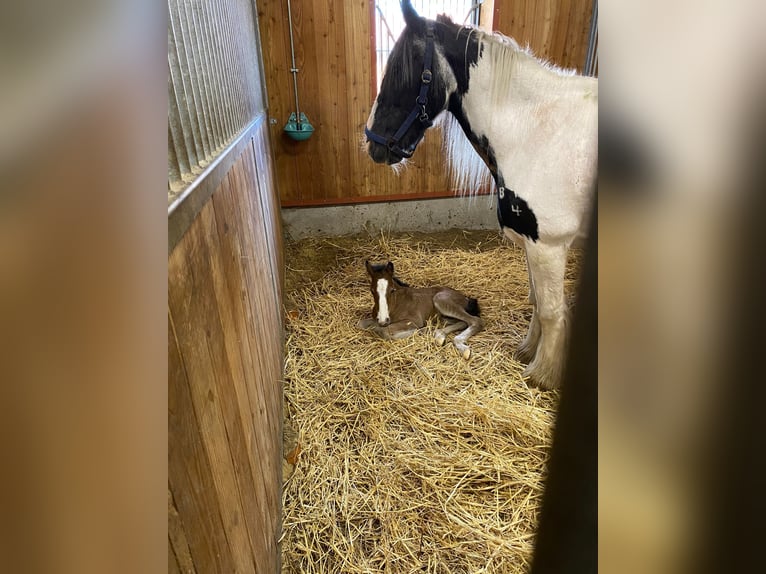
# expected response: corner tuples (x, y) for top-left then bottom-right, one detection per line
(376, 279), (390, 324)
(456, 32), (597, 241)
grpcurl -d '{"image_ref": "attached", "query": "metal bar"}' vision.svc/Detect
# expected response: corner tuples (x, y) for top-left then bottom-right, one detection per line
(248, 0), (271, 111)
(238, 0), (260, 121)
(584, 0), (598, 76)
(168, 1), (204, 167)
(286, 0), (302, 125)
(242, 0), (265, 114)
(168, 68), (192, 179)
(206, 0), (238, 140)
(188, 1), (224, 152)
(195, 0), (229, 146)
(219, 0), (249, 129)
(167, 122), (183, 189)
(178, 0), (215, 160)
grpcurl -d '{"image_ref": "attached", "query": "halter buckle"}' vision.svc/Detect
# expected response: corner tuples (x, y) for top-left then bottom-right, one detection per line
(421, 69), (432, 84)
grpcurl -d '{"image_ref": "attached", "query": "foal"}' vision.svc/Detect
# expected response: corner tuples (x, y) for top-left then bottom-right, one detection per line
(357, 261), (483, 359)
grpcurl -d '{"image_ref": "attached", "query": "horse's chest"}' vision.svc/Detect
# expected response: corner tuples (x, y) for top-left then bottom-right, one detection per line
(391, 291), (436, 325)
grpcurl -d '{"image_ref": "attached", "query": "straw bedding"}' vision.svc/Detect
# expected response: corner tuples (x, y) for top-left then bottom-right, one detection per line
(281, 231), (579, 573)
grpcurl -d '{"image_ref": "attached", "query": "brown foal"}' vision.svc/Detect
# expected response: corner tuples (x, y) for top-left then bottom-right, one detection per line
(357, 261), (484, 359)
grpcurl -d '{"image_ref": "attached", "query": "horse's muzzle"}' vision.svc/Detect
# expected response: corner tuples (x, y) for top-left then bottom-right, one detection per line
(368, 141), (402, 165)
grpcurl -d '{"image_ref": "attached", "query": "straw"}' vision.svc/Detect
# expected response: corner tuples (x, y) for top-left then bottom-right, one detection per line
(281, 231), (580, 573)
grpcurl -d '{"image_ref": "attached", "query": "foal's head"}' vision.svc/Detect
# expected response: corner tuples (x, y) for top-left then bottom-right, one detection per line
(364, 260), (400, 327)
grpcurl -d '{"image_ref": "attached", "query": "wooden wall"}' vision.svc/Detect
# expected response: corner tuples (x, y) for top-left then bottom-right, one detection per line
(256, 0), (594, 207)
(168, 122), (284, 573)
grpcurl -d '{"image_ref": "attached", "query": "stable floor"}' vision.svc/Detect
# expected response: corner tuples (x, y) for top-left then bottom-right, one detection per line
(280, 229), (580, 573)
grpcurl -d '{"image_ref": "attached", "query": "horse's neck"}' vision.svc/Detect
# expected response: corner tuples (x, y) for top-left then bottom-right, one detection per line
(458, 46), (596, 148)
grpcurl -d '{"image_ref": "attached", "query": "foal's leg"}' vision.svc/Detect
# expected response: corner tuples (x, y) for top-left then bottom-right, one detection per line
(433, 293), (484, 359)
(434, 319), (467, 346)
(357, 318), (379, 329)
(371, 320), (420, 340)
(523, 242), (569, 390)
(517, 249), (541, 363)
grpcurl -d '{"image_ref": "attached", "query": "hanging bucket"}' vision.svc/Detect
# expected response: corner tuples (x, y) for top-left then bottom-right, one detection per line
(284, 112), (314, 141)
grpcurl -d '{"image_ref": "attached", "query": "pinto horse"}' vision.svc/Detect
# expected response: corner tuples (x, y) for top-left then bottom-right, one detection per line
(364, 1), (597, 389)
(357, 261), (483, 359)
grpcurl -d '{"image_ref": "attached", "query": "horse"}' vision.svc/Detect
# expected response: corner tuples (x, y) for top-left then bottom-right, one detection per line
(364, 0), (597, 389)
(357, 260), (483, 359)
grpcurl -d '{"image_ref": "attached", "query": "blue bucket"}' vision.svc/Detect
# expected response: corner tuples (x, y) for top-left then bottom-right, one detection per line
(284, 112), (314, 141)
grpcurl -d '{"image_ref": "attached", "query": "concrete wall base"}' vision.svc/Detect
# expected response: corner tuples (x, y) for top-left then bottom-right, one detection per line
(282, 195), (499, 240)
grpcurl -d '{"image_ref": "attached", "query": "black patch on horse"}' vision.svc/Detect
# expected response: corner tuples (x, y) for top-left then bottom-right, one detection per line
(393, 276), (410, 288)
(496, 183), (539, 241)
(445, 96), (539, 241)
(435, 17), (482, 95)
(447, 95), (498, 177)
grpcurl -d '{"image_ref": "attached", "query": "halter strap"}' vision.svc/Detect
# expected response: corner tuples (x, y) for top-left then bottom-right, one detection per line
(365, 23), (436, 159)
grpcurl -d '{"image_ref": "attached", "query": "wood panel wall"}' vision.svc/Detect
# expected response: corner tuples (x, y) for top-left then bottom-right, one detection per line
(168, 126), (284, 573)
(256, 0), (594, 207)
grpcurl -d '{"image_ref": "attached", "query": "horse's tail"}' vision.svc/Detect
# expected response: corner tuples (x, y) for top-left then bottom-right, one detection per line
(465, 297), (481, 317)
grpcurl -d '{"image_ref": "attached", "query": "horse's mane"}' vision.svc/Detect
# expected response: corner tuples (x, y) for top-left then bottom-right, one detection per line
(435, 18), (578, 199)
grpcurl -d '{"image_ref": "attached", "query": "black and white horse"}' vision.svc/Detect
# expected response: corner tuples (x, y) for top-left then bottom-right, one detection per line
(365, 1), (597, 389)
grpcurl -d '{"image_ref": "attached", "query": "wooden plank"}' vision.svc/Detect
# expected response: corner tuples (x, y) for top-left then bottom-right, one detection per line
(168, 538), (181, 574)
(167, 311), (235, 573)
(168, 210), (258, 573)
(167, 489), (196, 574)
(252, 124), (285, 304)
(203, 179), (276, 571)
(295, 0), (323, 202)
(209, 151), (282, 569)
(225, 146), (283, 542)
(256, 0), (300, 201)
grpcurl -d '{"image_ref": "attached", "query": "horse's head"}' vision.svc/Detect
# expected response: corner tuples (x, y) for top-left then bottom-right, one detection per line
(365, 260), (396, 326)
(365, 1), (455, 165)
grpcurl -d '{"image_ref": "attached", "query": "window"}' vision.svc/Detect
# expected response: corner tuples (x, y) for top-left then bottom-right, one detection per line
(372, 0), (482, 92)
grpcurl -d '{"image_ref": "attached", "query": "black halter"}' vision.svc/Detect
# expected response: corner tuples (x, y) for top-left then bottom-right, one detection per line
(365, 23), (436, 159)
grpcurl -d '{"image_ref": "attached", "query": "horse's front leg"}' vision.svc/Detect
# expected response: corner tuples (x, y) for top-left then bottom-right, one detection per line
(516, 247), (541, 363)
(522, 242), (569, 390)
(371, 320), (420, 340)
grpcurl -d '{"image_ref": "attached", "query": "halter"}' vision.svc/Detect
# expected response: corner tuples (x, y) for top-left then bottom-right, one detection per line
(365, 23), (436, 159)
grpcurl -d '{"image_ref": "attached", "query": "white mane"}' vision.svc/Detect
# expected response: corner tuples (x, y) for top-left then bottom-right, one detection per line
(437, 112), (492, 198)
(438, 26), (578, 199)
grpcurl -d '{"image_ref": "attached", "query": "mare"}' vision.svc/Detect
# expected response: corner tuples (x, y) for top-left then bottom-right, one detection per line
(357, 261), (483, 359)
(364, 0), (597, 388)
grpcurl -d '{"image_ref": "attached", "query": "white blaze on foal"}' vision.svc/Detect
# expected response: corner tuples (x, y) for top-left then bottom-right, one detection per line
(376, 278), (390, 325)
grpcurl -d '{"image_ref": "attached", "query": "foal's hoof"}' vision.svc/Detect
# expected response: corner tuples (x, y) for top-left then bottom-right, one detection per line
(434, 332), (446, 346)
(454, 344), (471, 360)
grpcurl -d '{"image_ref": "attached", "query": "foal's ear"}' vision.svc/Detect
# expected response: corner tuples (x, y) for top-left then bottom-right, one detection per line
(365, 260), (373, 274)
(401, 0), (423, 30)
(386, 261), (394, 273)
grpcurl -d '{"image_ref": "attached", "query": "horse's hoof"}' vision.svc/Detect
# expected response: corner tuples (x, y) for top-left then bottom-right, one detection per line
(522, 364), (560, 390)
(434, 333), (446, 346)
(462, 347), (471, 360)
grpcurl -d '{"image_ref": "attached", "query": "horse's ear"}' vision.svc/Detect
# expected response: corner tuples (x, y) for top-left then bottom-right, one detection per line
(401, 0), (423, 30)
(365, 260), (372, 274)
(386, 261), (394, 273)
